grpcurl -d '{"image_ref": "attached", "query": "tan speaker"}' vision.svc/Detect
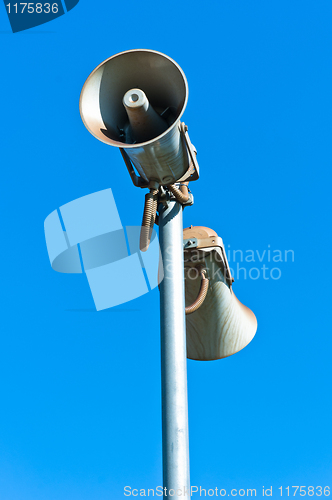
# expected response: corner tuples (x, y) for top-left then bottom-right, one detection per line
(184, 226), (257, 361)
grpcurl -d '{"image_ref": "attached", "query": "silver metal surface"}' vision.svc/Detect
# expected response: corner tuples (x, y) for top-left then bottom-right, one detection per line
(183, 238), (198, 249)
(79, 49), (190, 185)
(159, 199), (190, 497)
(122, 88), (168, 143)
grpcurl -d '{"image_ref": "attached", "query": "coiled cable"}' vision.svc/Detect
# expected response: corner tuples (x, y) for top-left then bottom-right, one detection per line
(185, 266), (209, 315)
(140, 187), (159, 252)
(168, 182), (189, 204)
(139, 182), (189, 252)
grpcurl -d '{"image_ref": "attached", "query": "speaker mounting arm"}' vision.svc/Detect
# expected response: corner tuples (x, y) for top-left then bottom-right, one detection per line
(176, 122), (199, 183)
(119, 148), (149, 188)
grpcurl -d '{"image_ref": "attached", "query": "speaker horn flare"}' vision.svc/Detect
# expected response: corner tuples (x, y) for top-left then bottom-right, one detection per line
(79, 49), (198, 185)
(183, 226), (257, 361)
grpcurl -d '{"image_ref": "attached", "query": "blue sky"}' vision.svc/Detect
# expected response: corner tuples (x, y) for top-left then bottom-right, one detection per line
(1, 1), (331, 498)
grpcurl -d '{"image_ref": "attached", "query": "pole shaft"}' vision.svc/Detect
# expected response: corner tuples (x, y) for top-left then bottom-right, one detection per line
(159, 199), (190, 498)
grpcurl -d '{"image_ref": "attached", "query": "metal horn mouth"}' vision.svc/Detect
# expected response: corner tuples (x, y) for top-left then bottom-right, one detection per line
(79, 49), (188, 148)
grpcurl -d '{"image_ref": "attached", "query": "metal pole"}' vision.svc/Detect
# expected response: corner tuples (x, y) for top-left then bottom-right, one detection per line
(159, 198), (190, 498)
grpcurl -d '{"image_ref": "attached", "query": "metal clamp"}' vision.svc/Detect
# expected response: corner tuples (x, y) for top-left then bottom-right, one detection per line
(183, 238), (198, 249)
(183, 236), (234, 288)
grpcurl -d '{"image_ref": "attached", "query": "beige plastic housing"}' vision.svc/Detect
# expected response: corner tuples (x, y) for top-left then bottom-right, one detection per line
(183, 226), (257, 361)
